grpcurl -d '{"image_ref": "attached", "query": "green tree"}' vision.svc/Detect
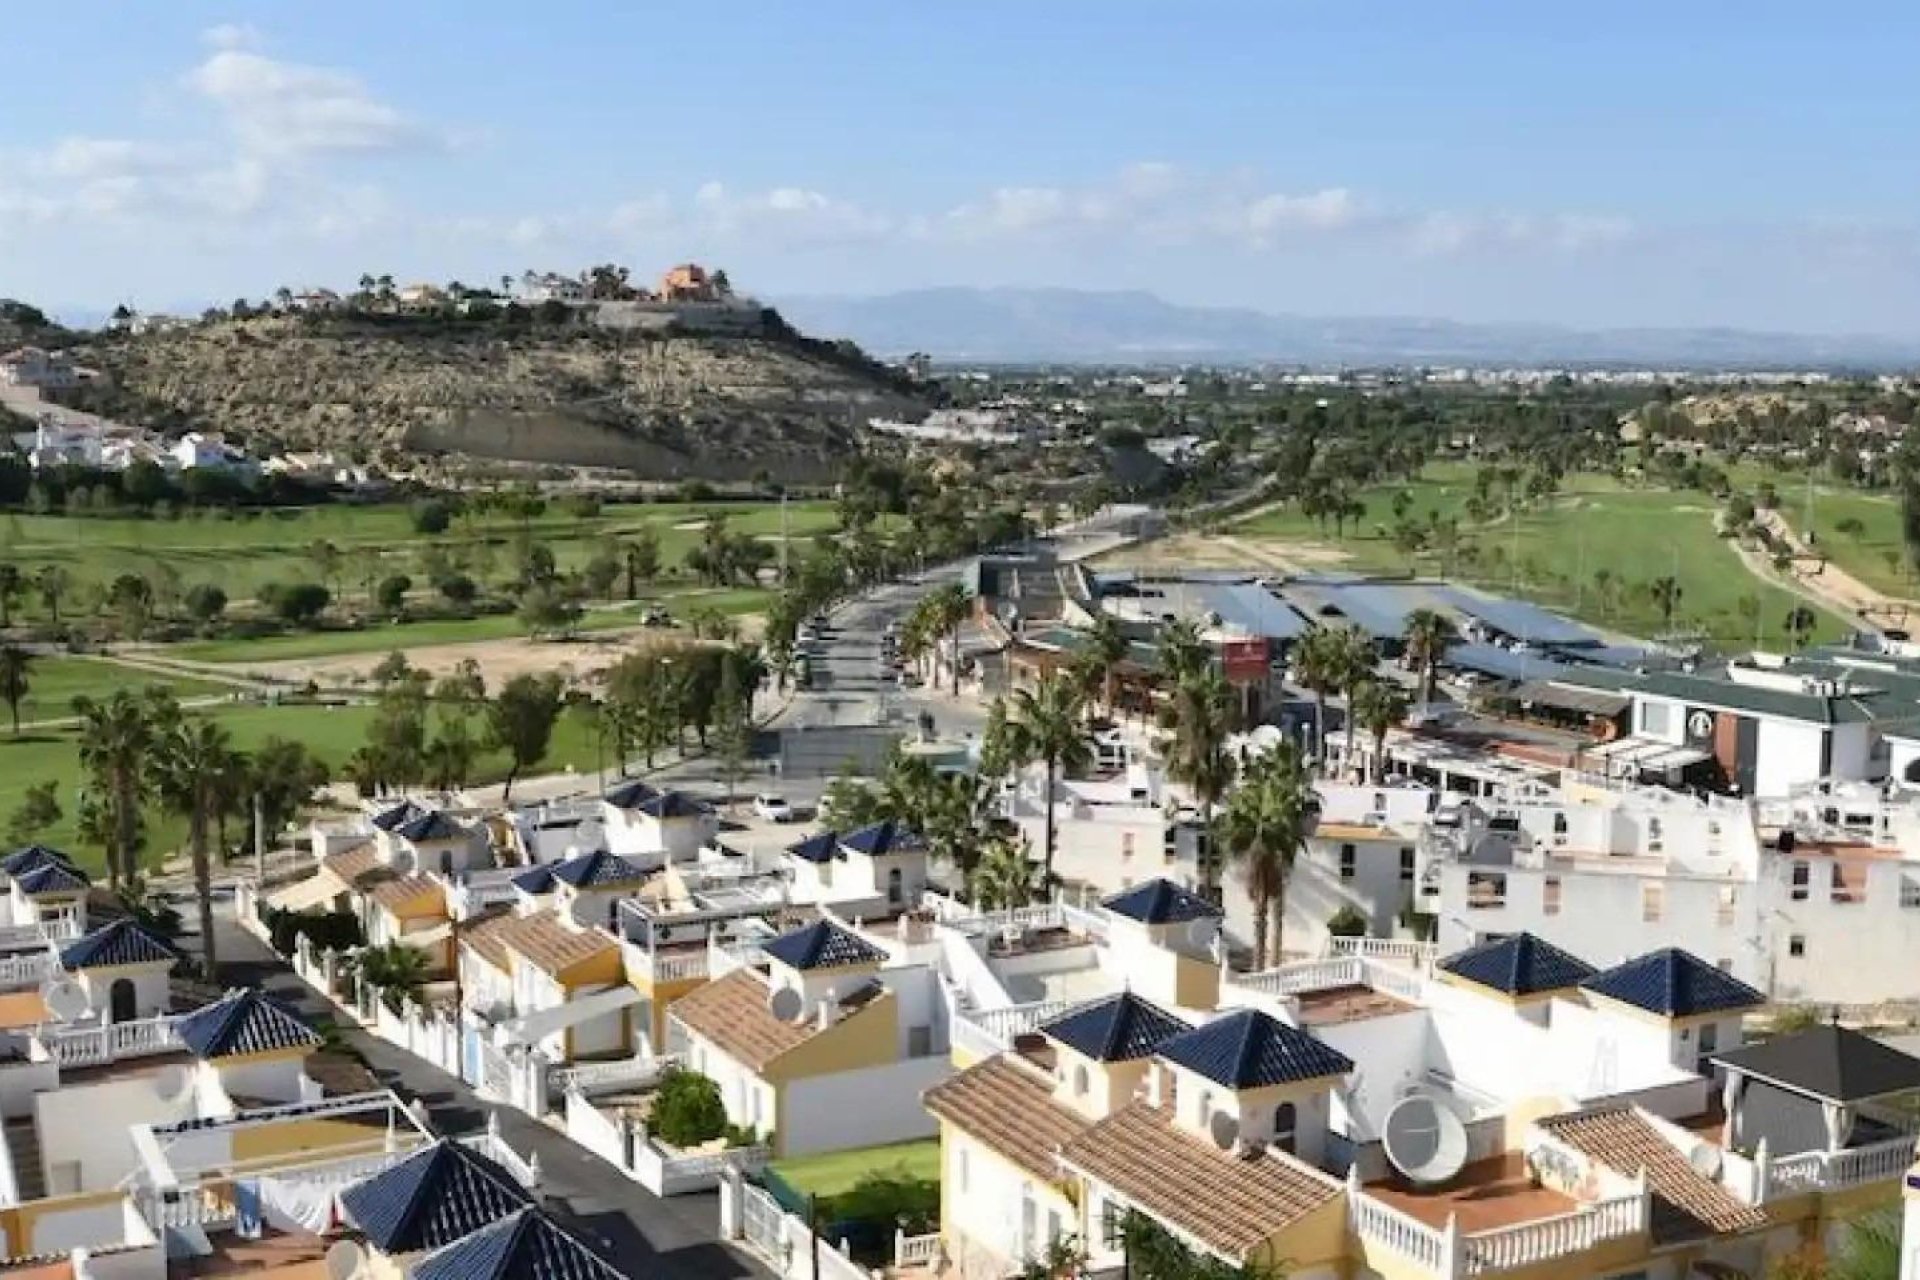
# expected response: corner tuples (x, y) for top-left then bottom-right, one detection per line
(1294, 624), (1365, 764)
(582, 550), (621, 601)
(374, 574), (412, 614)
(247, 738), (330, 848)
(1008, 672), (1092, 886)
(622, 526), (662, 598)
(1159, 666), (1237, 896)
(73, 688), (170, 888)
(1784, 604), (1818, 650)
(151, 715), (241, 978)
(1155, 616), (1210, 688)
(486, 672), (565, 800)
(973, 828), (1037, 910)
(185, 583), (228, 625)
(0, 564), (21, 629)
(1081, 611), (1129, 715)
(0, 644), (30, 735)
(1219, 741), (1316, 968)
(711, 654), (753, 808)
(517, 584), (581, 639)
(353, 941), (430, 1014)
(1401, 608), (1453, 707)
(1350, 677), (1409, 784)
(651, 1069), (729, 1146)
(6, 781), (60, 843)
(33, 565), (69, 624)
(1650, 575), (1684, 629)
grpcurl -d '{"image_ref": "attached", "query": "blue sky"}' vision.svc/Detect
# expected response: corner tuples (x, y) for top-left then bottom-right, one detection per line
(4, 2), (1917, 335)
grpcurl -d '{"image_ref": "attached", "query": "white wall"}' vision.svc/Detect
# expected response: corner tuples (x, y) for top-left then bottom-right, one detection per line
(75, 966), (170, 1024)
(1313, 1008), (1432, 1140)
(1755, 719), (1829, 798)
(780, 1057), (953, 1156)
(36, 1071), (200, 1193)
(212, 1055), (307, 1106)
(945, 1131), (1073, 1268)
(0, 1058), (59, 1119)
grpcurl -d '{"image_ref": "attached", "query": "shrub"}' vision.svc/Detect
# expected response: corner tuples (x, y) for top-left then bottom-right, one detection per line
(261, 581), (331, 624)
(435, 573), (478, 605)
(828, 1170), (939, 1234)
(1326, 905), (1369, 938)
(410, 498), (453, 535)
(650, 1069), (728, 1147)
(375, 574), (413, 613)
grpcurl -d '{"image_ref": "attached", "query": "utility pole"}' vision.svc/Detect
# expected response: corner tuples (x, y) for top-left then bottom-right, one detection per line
(252, 791), (265, 884)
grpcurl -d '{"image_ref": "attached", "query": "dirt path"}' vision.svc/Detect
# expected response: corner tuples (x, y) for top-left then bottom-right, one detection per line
(1753, 509), (1915, 631)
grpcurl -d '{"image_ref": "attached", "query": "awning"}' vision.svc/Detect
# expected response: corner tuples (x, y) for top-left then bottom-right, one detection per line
(267, 871), (348, 914)
(1510, 679), (1630, 718)
(1637, 745), (1711, 773)
(398, 921), (454, 951)
(499, 984), (642, 1046)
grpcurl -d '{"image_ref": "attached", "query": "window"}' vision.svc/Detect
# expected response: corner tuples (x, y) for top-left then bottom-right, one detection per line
(1121, 831), (1135, 859)
(1199, 1090), (1214, 1125)
(1790, 861), (1810, 901)
(1789, 934), (1806, 959)
(1552, 812), (1568, 841)
(1717, 886), (1737, 928)
(1273, 1102), (1298, 1153)
(956, 1145), (969, 1193)
(1073, 1064), (1090, 1097)
(1831, 862), (1865, 906)
(908, 1025), (933, 1058)
(1641, 883), (1664, 923)
(887, 866), (904, 906)
(1339, 844), (1357, 880)
(1902, 875), (1920, 910)
(1467, 871), (1507, 909)
(1543, 876), (1562, 916)
(1698, 1022), (1719, 1056)
(1400, 847), (1416, 883)
(1646, 818), (1664, 852)
(1640, 702), (1673, 738)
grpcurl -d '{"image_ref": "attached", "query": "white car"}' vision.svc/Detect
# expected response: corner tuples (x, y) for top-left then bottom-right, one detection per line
(753, 793), (794, 823)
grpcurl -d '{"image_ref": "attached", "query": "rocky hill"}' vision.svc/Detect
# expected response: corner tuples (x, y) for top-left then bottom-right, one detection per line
(59, 309), (929, 481)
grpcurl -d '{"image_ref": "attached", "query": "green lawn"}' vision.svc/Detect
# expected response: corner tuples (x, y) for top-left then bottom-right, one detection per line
(768, 1140), (941, 1198)
(170, 588), (771, 665)
(1235, 465), (1842, 650)
(0, 499), (839, 617)
(0, 697), (617, 874)
(6, 655), (227, 726)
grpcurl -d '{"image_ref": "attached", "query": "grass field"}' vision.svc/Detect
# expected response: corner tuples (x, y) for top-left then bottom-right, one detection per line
(768, 1140), (941, 1198)
(1235, 465), (1842, 649)
(170, 587), (770, 665)
(0, 696), (619, 874)
(4, 655), (227, 726)
(0, 499), (840, 616)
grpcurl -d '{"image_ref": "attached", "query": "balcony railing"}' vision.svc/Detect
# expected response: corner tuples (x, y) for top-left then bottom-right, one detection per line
(1767, 1134), (1917, 1199)
(1348, 1185), (1446, 1272)
(1459, 1191), (1646, 1276)
(550, 1053), (677, 1099)
(38, 1014), (181, 1068)
(0, 952), (54, 990)
(951, 998), (1075, 1059)
(1325, 937), (1437, 971)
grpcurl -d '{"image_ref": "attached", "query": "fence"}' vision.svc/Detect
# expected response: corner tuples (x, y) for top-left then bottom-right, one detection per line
(549, 1054), (675, 1100)
(1458, 1192), (1646, 1276)
(1348, 1184), (1448, 1272)
(0, 952), (53, 991)
(895, 1230), (943, 1269)
(1767, 1134), (1916, 1199)
(949, 998), (1073, 1057)
(37, 1014), (181, 1068)
(564, 1089), (767, 1197)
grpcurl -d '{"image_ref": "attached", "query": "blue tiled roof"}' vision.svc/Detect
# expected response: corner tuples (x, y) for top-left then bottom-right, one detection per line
(394, 810), (465, 843)
(1102, 879), (1220, 925)
(512, 865), (557, 894)
(60, 918), (180, 970)
(787, 831), (840, 864)
(340, 1139), (532, 1255)
(550, 850), (646, 889)
(1042, 992), (1188, 1063)
(413, 1206), (628, 1280)
(176, 989), (322, 1060)
(762, 920), (887, 971)
(602, 780), (707, 819)
(1581, 949), (1764, 1018)
(840, 819), (924, 858)
(371, 800), (427, 833)
(602, 779), (660, 809)
(1157, 1008), (1353, 1088)
(1439, 933), (1596, 996)
(0, 845), (72, 877)
(14, 861), (90, 895)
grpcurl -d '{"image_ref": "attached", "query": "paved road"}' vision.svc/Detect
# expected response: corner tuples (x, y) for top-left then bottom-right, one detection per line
(213, 914), (769, 1280)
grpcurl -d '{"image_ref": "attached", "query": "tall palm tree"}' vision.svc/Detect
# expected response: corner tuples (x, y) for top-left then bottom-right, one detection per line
(1008, 672), (1092, 888)
(34, 566), (69, 624)
(1156, 616), (1210, 689)
(973, 829), (1037, 911)
(1293, 625), (1364, 766)
(1402, 608), (1453, 707)
(928, 583), (973, 694)
(152, 715), (239, 979)
(1220, 740), (1317, 968)
(1159, 666), (1237, 897)
(1350, 678), (1410, 784)
(0, 644), (31, 736)
(72, 689), (168, 890)
(1651, 576), (1684, 629)
(352, 941), (430, 1015)
(1082, 612), (1129, 717)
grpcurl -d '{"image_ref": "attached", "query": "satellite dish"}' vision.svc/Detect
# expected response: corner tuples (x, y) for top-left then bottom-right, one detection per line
(325, 1239), (367, 1280)
(153, 1064), (193, 1105)
(767, 986), (805, 1024)
(1688, 1143), (1723, 1178)
(1383, 1094), (1469, 1186)
(41, 976), (87, 1023)
(1208, 1109), (1241, 1151)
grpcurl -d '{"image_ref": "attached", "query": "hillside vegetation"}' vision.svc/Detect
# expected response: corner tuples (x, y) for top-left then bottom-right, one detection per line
(58, 310), (928, 481)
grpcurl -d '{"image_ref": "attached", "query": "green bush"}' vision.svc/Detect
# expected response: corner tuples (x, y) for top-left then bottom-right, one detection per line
(650, 1069), (729, 1147)
(1326, 905), (1369, 938)
(826, 1169), (939, 1234)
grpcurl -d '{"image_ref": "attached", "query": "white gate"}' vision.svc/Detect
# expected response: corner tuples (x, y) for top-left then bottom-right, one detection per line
(742, 1182), (786, 1264)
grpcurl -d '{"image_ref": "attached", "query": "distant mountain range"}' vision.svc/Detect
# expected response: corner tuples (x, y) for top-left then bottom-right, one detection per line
(773, 287), (1917, 370)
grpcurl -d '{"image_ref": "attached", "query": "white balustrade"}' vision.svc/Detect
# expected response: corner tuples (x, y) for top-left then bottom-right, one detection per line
(1328, 936), (1438, 971)
(895, 1230), (944, 1268)
(1233, 956), (1363, 997)
(1458, 1193), (1645, 1276)
(0, 952), (52, 990)
(1359, 957), (1427, 1003)
(550, 1054), (676, 1099)
(40, 1014), (182, 1068)
(1768, 1135), (1917, 1198)
(1348, 1188), (1447, 1270)
(951, 998), (1074, 1056)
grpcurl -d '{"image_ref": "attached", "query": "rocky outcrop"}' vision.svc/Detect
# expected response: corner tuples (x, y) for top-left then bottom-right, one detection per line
(64, 312), (927, 480)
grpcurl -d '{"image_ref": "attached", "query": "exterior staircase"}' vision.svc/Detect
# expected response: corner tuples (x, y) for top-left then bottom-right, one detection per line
(4, 1118), (45, 1201)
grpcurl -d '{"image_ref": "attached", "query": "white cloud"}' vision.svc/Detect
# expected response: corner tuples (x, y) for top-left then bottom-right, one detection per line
(186, 48), (434, 156)
(200, 23), (262, 51)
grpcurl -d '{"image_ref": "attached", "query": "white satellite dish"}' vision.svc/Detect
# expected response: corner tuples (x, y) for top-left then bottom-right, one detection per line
(1688, 1143), (1723, 1178)
(1382, 1094), (1469, 1186)
(1208, 1109), (1241, 1151)
(325, 1238), (367, 1280)
(41, 976), (87, 1023)
(153, 1064), (194, 1106)
(767, 986), (805, 1024)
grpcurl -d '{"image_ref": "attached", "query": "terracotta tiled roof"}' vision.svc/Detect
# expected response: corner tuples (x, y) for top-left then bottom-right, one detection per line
(1538, 1107), (1765, 1240)
(670, 968), (823, 1070)
(499, 910), (615, 978)
(323, 844), (383, 886)
(367, 873), (445, 915)
(1058, 1104), (1340, 1260)
(924, 1055), (1088, 1184)
(458, 909), (526, 972)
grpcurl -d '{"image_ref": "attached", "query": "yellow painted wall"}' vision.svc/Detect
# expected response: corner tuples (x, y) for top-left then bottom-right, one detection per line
(764, 991), (898, 1084)
(1253, 1195), (1347, 1274)
(0, 1189), (127, 1256)
(1172, 952), (1221, 1010)
(557, 946), (623, 989)
(231, 1114), (391, 1164)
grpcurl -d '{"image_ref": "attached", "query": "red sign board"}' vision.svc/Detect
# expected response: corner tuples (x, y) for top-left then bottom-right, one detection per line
(1221, 638), (1270, 684)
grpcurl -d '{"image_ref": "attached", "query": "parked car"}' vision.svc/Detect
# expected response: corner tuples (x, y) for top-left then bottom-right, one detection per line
(753, 793), (794, 823)
(642, 606), (674, 627)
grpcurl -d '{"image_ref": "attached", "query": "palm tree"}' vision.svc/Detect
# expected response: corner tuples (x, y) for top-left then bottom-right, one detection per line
(1784, 604), (1818, 650)
(1082, 612), (1129, 716)
(353, 941), (430, 1015)
(1651, 576), (1683, 629)
(927, 583), (972, 694)
(151, 715), (239, 978)
(1159, 666), (1237, 897)
(34, 566), (69, 624)
(1350, 678), (1410, 784)
(973, 829), (1037, 911)
(1008, 673), (1092, 888)
(72, 689), (168, 889)
(1220, 740), (1317, 968)
(1293, 625), (1365, 766)
(0, 644), (30, 735)
(1401, 609), (1453, 707)
(1156, 616), (1210, 689)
